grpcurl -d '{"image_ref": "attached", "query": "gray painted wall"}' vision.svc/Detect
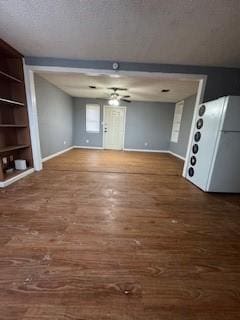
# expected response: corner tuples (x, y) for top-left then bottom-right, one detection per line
(73, 97), (174, 150)
(26, 57), (240, 103)
(169, 95), (196, 158)
(124, 100), (174, 150)
(34, 74), (73, 158)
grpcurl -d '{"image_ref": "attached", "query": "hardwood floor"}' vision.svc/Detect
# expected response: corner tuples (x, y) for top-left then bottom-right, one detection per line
(0, 149), (240, 319)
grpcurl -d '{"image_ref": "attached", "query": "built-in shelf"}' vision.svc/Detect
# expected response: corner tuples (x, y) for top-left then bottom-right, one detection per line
(0, 167), (34, 187)
(0, 97), (24, 107)
(0, 144), (29, 153)
(0, 70), (23, 83)
(0, 39), (33, 185)
(0, 124), (27, 128)
(3, 167), (32, 181)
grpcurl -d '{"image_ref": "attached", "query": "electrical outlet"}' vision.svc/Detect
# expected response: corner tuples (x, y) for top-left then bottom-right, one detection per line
(144, 142), (148, 146)
(86, 139), (89, 144)
(64, 141), (66, 145)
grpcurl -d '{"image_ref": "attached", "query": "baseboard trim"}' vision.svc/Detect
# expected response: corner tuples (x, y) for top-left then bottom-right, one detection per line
(74, 145), (104, 150)
(0, 168), (35, 188)
(123, 148), (169, 153)
(42, 146), (74, 162)
(168, 151), (185, 161)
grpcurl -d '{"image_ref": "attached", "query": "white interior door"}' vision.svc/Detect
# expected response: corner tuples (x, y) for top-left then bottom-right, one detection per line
(103, 106), (126, 150)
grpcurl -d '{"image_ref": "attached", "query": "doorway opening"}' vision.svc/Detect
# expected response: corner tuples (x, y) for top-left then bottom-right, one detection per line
(23, 63), (207, 178)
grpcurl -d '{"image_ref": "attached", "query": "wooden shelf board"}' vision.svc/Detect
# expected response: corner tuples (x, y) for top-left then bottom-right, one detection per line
(0, 97), (24, 107)
(2, 167), (32, 182)
(0, 70), (23, 83)
(0, 144), (30, 153)
(0, 124), (27, 128)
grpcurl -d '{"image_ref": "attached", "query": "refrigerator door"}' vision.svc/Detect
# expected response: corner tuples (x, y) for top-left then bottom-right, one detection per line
(186, 97), (226, 191)
(221, 96), (240, 132)
(207, 131), (240, 192)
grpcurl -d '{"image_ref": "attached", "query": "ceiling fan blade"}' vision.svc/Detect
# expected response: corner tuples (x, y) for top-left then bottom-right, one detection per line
(122, 95), (130, 98)
(107, 87), (127, 91)
(121, 99), (131, 103)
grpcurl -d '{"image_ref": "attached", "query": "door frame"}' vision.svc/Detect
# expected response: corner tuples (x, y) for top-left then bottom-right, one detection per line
(103, 105), (127, 150)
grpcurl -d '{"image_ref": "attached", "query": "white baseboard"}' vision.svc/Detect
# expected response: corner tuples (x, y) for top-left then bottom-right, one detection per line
(123, 148), (169, 153)
(0, 168), (35, 188)
(42, 146), (74, 162)
(74, 145), (104, 150)
(168, 151), (185, 161)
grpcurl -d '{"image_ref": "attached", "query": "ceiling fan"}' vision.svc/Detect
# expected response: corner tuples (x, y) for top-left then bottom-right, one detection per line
(107, 87), (131, 106)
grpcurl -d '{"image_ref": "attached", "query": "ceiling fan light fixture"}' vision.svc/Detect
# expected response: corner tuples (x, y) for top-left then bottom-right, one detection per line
(109, 98), (119, 106)
(113, 99), (120, 106)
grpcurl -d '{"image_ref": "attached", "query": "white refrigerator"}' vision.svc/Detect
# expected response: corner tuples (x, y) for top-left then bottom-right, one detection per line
(186, 96), (240, 193)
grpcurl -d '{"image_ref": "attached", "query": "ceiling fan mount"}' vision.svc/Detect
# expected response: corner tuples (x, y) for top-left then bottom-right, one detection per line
(107, 87), (131, 103)
(88, 85), (132, 103)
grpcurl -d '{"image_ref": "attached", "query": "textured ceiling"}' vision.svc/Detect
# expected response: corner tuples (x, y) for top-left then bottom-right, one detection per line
(1, 0), (240, 67)
(37, 72), (198, 103)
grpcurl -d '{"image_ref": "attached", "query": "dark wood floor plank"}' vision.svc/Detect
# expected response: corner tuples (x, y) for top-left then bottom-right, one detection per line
(0, 149), (240, 319)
